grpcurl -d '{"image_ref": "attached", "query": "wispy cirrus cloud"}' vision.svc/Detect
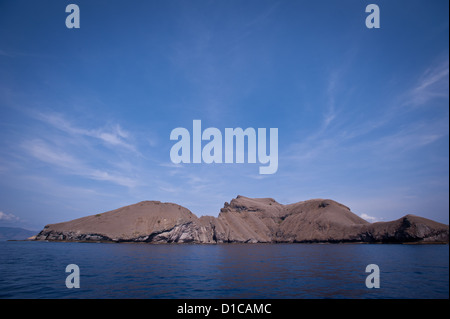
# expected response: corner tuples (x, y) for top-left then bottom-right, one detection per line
(20, 110), (144, 189)
(23, 138), (140, 188)
(35, 112), (138, 153)
(23, 138), (139, 188)
(88, 170), (139, 189)
(285, 57), (449, 166)
(25, 139), (79, 169)
(404, 58), (449, 107)
(323, 71), (339, 129)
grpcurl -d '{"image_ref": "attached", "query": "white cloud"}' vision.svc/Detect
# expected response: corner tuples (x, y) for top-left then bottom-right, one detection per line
(361, 117), (448, 156)
(159, 162), (183, 168)
(0, 211), (20, 221)
(23, 139), (139, 188)
(14, 111), (148, 189)
(35, 113), (137, 153)
(158, 186), (179, 193)
(285, 58), (449, 168)
(93, 125), (136, 152)
(360, 213), (379, 223)
(406, 59), (449, 107)
(26, 139), (80, 169)
(323, 72), (338, 129)
(88, 170), (139, 188)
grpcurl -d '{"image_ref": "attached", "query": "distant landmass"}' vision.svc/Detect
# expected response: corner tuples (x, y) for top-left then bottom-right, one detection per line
(0, 227), (37, 241)
(34, 196), (449, 244)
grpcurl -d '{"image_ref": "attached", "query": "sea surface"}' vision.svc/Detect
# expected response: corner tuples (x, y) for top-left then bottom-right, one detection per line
(0, 241), (448, 299)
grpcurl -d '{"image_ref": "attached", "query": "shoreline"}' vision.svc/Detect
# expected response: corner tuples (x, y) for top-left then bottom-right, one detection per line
(8, 239), (449, 245)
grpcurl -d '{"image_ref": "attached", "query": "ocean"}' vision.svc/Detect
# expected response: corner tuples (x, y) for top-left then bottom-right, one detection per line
(0, 241), (448, 299)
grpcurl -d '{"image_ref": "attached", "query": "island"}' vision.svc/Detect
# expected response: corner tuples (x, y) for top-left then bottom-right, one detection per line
(34, 195), (449, 244)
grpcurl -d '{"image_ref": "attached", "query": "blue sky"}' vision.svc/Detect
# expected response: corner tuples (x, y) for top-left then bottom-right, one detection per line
(0, 0), (448, 230)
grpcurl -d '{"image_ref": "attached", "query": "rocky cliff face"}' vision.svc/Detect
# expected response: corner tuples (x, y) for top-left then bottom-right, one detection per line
(34, 196), (449, 244)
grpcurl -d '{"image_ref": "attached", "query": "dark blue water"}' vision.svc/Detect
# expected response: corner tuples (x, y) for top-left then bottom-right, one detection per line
(0, 241), (448, 299)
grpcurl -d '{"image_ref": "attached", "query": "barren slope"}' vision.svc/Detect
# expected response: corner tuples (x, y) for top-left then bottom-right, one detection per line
(35, 201), (215, 243)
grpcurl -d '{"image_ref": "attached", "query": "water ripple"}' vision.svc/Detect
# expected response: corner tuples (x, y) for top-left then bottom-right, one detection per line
(0, 242), (448, 298)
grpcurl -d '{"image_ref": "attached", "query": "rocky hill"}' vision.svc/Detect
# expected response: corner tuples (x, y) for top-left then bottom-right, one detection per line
(35, 201), (215, 243)
(34, 196), (449, 244)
